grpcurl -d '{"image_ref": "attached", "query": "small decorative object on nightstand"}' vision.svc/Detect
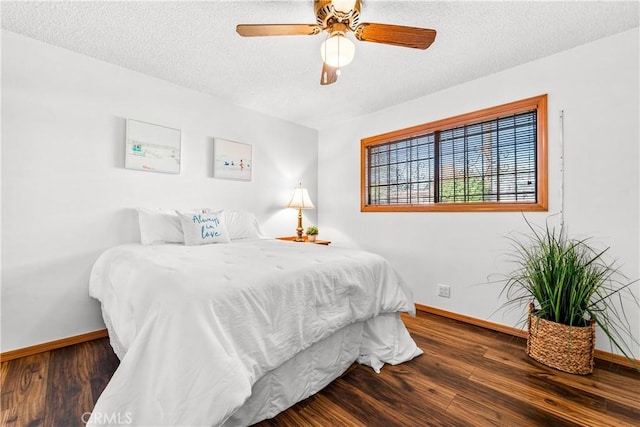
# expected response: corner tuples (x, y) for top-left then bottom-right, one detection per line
(305, 225), (319, 242)
(286, 183), (315, 242)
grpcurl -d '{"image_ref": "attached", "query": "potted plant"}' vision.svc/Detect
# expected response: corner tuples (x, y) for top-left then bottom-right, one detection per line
(500, 218), (639, 374)
(305, 225), (319, 243)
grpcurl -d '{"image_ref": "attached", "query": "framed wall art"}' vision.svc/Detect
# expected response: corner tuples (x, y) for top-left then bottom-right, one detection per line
(125, 119), (181, 174)
(213, 138), (252, 181)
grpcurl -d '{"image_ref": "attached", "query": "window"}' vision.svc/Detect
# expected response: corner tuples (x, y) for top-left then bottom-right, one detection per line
(361, 95), (548, 212)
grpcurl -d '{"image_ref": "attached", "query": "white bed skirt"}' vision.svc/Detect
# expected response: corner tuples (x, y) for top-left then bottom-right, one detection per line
(224, 320), (363, 426)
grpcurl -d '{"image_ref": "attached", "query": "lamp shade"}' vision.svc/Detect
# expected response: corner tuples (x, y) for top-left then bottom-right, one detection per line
(320, 34), (355, 68)
(287, 186), (315, 209)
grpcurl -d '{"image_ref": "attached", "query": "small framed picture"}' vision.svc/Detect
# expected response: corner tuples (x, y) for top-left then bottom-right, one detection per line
(213, 138), (252, 181)
(125, 119), (181, 174)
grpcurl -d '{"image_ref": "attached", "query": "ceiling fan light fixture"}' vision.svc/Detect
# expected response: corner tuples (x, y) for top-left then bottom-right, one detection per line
(320, 34), (355, 68)
(331, 0), (356, 13)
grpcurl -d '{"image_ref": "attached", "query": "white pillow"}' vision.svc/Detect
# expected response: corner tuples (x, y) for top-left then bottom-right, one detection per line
(178, 211), (231, 245)
(137, 208), (183, 245)
(203, 209), (263, 240)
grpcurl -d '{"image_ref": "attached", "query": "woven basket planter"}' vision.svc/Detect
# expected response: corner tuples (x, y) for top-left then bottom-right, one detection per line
(527, 303), (595, 375)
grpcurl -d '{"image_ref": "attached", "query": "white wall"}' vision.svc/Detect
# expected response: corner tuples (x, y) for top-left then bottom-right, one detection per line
(1, 30), (318, 352)
(318, 28), (640, 357)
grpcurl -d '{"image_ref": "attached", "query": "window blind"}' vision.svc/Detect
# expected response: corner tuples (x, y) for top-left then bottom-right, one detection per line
(365, 110), (537, 206)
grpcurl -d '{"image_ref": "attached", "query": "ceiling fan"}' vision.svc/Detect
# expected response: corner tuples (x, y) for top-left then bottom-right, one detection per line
(236, 0), (436, 86)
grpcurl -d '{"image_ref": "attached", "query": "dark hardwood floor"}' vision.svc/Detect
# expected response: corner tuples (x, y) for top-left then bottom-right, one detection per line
(2, 311), (639, 426)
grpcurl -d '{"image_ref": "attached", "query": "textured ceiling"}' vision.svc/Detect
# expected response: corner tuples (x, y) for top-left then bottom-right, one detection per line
(2, 1), (638, 130)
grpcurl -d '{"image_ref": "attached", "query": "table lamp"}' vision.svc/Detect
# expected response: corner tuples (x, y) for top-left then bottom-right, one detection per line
(286, 183), (315, 242)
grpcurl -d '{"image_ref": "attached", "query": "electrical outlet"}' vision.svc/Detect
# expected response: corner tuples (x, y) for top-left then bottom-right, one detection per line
(437, 284), (451, 298)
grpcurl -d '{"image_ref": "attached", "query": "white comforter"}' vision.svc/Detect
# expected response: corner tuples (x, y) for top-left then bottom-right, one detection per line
(89, 239), (421, 426)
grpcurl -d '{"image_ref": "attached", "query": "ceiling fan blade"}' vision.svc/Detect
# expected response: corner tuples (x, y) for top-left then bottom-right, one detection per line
(354, 23), (436, 50)
(236, 24), (322, 37)
(320, 63), (338, 86)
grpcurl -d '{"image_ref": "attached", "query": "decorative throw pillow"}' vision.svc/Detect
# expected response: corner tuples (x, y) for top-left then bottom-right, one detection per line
(178, 211), (231, 245)
(137, 208), (183, 245)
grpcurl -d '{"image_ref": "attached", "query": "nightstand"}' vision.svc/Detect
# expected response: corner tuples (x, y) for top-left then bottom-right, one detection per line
(276, 236), (331, 246)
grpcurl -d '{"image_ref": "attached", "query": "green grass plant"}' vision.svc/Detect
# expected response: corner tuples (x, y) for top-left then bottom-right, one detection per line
(501, 218), (639, 365)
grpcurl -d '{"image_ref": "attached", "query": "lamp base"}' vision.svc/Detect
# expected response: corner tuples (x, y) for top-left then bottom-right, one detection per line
(294, 208), (304, 242)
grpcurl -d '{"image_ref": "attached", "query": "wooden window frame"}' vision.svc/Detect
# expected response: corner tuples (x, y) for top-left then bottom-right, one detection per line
(360, 94), (548, 212)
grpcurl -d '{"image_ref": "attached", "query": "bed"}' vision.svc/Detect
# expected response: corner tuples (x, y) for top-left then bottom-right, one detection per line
(88, 210), (422, 426)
